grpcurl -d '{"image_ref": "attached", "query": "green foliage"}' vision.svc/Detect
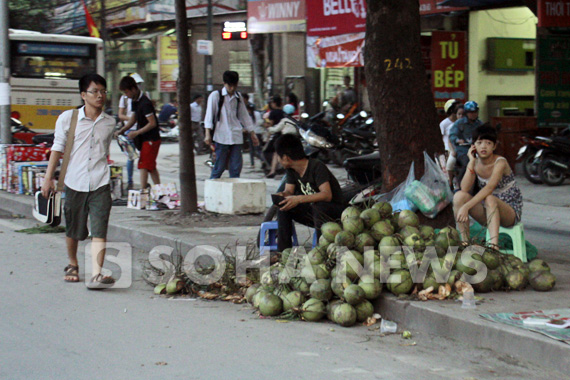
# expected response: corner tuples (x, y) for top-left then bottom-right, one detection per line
(9, 0), (55, 32)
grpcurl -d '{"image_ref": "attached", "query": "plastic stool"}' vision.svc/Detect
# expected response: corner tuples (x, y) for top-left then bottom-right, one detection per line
(486, 223), (527, 262)
(259, 221), (298, 255)
(312, 230), (318, 248)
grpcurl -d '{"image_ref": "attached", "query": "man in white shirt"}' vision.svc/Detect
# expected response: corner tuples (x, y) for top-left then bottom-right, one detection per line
(204, 71), (259, 178)
(41, 73), (116, 289)
(190, 94), (208, 154)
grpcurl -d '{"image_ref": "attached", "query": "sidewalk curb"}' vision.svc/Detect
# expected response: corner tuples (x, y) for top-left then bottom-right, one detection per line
(2, 190), (569, 373)
(374, 296), (570, 373)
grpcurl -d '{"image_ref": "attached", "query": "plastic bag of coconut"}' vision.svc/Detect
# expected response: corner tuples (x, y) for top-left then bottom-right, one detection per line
(373, 162), (418, 212)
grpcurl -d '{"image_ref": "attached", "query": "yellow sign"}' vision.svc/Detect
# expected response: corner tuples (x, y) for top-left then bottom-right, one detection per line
(159, 36), (179, 93)
(11, 104), (75, 131)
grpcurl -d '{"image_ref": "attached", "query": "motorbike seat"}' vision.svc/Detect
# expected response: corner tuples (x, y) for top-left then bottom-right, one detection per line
(344, 151), (380, 167)
(345, 128), (375, 139)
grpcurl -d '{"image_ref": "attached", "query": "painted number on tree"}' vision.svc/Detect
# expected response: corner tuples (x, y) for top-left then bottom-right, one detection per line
(384, 58), (413, 72)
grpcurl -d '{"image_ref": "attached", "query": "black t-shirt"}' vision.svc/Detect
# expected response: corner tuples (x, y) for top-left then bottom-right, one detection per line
(286, 159), (345, 206)
(132, 94), (160, 144)
(268, 109), (285, 126)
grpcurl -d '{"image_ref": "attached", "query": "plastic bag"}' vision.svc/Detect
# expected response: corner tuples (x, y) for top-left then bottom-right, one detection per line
(373, 162), (418, 212)
(405, 151), (452, 218)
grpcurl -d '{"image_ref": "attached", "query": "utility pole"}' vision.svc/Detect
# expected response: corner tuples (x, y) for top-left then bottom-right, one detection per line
(101, 0), (108, 71)
(0, 0), (11, 144)
(204, 0), (213, 95)
(175, 0), (198, 214)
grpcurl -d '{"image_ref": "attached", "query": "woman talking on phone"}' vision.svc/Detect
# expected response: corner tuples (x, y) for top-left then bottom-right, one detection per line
(452, 124), (523, 248)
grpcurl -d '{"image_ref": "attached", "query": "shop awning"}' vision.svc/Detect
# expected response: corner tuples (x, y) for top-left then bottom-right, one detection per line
(438, 0), (526, 8)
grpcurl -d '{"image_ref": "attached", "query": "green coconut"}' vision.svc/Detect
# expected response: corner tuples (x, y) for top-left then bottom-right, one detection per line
(378, 236), (402, 256)
(245, 284), (261, 303)
(154, 283), (167, 295)
(423, 276), (441, 291)
(343, 217), (365, 236)
(318, 234), (332, 246)
(529, 270), (556, 292)
(355, 232), (376, 253)
(310, 279), (333, 301)
(307, 248), (325, 265)
(482, 251), (500, 270)
(398, 210), (420, 229)
(301, 298), (326, 322)
(327, 299), (344, 321)
(321, 222), (343, 242)
(331, 278), (351, 298)
(372, 201), (393, 219)
(419, 225), (435, 241)
(370, 220), (395, 241)
(447, 269), (462, 286)
(360, 208), (381, 229)
(282, 290), (306, 312)
(332, 303), (357, 327)
(341, 206), (362, 222)
(166, 278), (184, 294)
(259, 293), (283, 316)
(391, 212), (400, 231)
(528, 259), (550, 273)
(472, 271), (495, 293)
(291, 277), (310, 294)
(343, 284), (366, 305)
(400, 225), (420, 239)
(434, 227), (461, 256)
(489, 269), (504, 291)
(355, 300), (375, 322)
(335, 230), (356, 249)
(358, 275), (383, 300)
(389, 271), (413, 295)
(280, 248), (292, 265)
(253, 289), (270, 308)
(505, 270), (528, 290)
(403, 233), (425, 252)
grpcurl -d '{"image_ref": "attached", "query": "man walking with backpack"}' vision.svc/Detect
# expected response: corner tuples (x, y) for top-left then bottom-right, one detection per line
(204, 71), (259, 179)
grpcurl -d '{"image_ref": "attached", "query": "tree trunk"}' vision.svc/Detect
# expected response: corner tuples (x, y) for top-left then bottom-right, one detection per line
(175, 0), (198, 214)
(249, 34), (266, 108)
(365, 0), (454, 226)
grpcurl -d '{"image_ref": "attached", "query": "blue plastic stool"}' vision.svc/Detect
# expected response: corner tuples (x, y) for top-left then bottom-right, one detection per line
(312, 230), (318, 248)
(486, 222), (527, 263)
(259, 221), (298, 255)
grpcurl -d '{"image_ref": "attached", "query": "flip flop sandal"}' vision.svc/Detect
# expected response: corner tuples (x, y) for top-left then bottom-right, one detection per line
(87, 273), (115, 290)
(63, 265), (80, 283)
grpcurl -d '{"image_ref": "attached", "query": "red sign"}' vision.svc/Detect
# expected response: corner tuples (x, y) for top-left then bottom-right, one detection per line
(419, 0), (467, 15)
(306, 0), (366, 37)
(247, 0), (306, 34)
(307, 33), (365, 68)
(430, 31), (467, 110)
(538, 0), (570, 27)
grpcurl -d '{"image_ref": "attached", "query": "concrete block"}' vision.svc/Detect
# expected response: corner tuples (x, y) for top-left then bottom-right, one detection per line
(204, 178), (266, 214)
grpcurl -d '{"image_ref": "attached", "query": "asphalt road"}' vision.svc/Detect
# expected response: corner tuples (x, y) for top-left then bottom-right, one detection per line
(0, 212), (564, 380)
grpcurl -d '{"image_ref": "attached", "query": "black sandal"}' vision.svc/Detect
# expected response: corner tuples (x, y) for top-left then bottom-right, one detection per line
(63, 265), (80, 283)
(87, 273), (115, 290)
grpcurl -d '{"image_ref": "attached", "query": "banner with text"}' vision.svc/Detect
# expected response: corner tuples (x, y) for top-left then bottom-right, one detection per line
(159, 36), (178, 93)
(538, 0), (570, 27)
(306, 0), (366, 37)
(306, 33), (365, 68)
(537, 34), (570, 128)
(419, 0), (467, 15)
(247, 0), (306, 33)
(430, 31), (467, 110)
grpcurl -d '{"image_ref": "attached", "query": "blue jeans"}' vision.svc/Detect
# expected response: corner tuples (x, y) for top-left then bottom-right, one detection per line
(210, 143), (243, 179)
(126, 159), (134, 185)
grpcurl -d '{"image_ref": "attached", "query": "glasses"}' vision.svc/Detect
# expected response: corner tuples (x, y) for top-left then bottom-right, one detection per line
(85, 89), (108, 95)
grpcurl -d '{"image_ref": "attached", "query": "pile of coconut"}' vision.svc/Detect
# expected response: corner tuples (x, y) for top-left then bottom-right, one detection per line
(245, 201), (556, 327)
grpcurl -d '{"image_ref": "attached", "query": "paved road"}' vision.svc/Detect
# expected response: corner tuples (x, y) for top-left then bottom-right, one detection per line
(0, 212), (564, 380)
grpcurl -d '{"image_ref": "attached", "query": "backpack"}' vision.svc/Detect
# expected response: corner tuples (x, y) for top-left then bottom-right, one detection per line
(212, 88), (240, 135)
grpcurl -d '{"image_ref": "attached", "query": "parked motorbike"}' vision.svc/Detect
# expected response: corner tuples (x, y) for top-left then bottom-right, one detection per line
(297, 112), (339, 163)
(334, 111), (376, 165)
(12, 117), (55, 147)
(343, 151), (382, 186)
(516, 135), (552, 184)
(535, 132), (570, 186)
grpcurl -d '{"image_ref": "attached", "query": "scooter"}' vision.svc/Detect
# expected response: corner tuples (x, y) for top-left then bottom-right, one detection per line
(516, 135), (552, 184)
(535, 131), (570, 186)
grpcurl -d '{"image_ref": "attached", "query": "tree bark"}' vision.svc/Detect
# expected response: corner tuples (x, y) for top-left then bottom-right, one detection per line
(365, 0), (454, 226)
(175, 0), (198, 214)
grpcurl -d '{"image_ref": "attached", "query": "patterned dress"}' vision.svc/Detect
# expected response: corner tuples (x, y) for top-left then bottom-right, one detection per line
(477, 157), (523, 223)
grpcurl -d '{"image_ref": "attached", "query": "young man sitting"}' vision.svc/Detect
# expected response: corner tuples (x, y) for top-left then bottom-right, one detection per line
(275, 134), (346, 251)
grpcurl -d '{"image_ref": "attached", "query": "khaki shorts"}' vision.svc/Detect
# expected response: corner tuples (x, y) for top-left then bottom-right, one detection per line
(64, 185), (112, 241)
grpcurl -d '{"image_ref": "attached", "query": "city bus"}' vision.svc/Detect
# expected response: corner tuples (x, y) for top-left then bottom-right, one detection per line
(9, 29), (104, 132)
